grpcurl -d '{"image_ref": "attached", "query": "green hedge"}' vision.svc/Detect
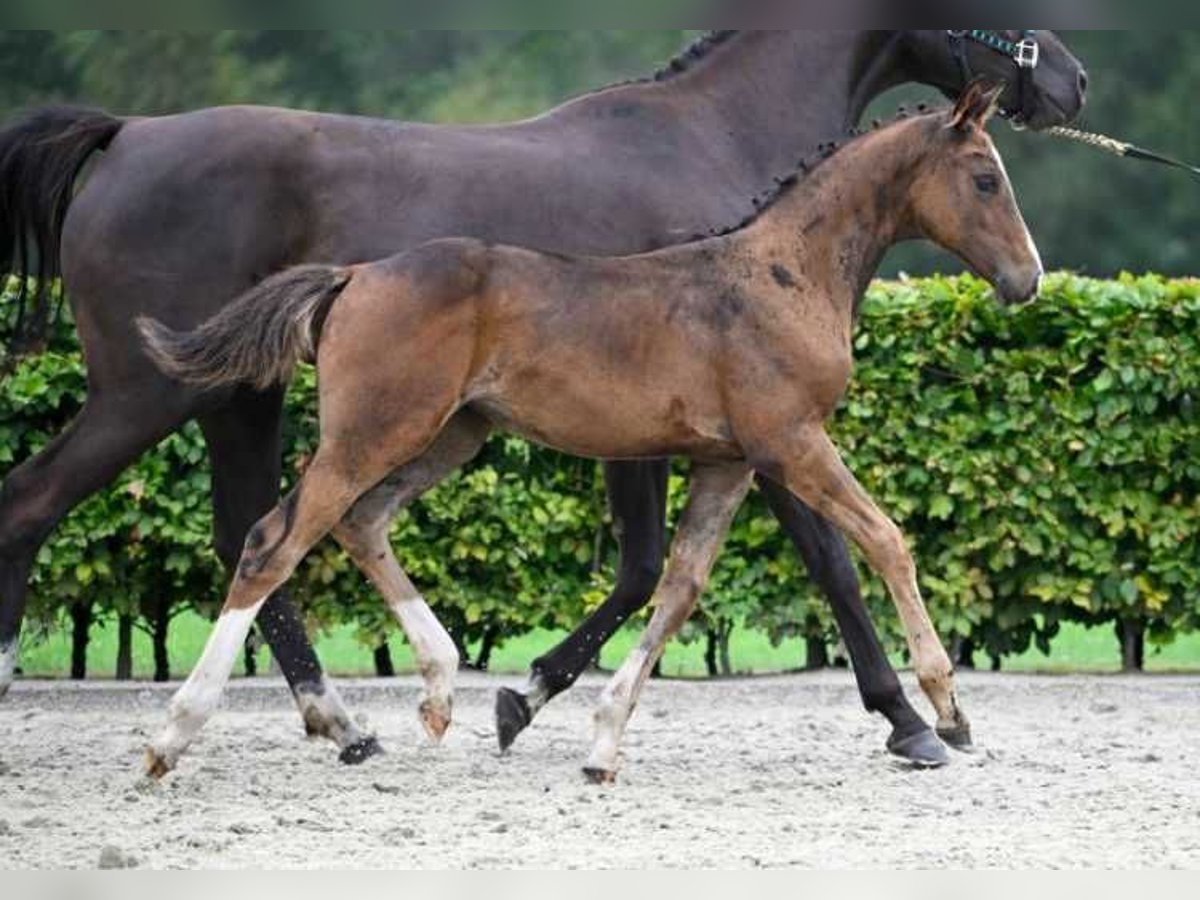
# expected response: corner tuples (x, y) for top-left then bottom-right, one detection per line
(2, 273), (1198, 670)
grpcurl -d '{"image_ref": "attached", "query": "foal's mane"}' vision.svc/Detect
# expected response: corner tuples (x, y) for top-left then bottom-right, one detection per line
(687, 104), (942, 244)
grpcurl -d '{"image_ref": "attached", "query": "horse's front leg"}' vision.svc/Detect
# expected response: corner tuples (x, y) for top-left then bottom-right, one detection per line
(584, 462), (752, 783)
(768, 427), (971, 750)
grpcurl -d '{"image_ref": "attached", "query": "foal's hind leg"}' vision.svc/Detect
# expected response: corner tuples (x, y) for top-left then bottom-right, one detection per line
(584, 462), (752, 783)
(147, 452), (382, 777)
(198, 388), (379, 765)
(331, 411), (492, 741)
(767, 428), (971, 749)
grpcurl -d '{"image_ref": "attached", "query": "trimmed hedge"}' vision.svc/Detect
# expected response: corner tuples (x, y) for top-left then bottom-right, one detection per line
(2, 273), (1198, 672)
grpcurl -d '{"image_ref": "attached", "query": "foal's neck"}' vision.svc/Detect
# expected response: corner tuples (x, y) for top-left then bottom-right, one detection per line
(656, 31), (906, 183)
(746, 123), (927, 316)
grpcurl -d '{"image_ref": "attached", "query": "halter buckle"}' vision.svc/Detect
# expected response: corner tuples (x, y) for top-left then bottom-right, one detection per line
(1014, 37), (1040, 70)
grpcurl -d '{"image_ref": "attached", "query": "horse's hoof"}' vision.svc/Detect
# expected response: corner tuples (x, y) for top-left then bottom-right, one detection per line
(937, 722), (975, 753)
(339, 735), (385, 766)
(582, 766), (617, 785)
(144, 748), (173, 781)
(495, 688), (534, 753)
(887, 728), (950, 769)
(419, 700), (452, 743)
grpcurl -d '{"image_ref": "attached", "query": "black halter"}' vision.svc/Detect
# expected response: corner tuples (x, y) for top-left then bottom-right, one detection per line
(947, 30), (1041, 126)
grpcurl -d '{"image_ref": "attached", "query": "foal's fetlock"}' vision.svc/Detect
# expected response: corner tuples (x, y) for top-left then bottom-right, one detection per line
(419, 695), (453, 742)
(934, 697), (973, 752)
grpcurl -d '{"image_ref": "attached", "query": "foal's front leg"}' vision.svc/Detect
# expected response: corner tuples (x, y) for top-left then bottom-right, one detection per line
(584, 462), (753, 783)
(770, 428), (971, 748)
(146, 456), (375, 777)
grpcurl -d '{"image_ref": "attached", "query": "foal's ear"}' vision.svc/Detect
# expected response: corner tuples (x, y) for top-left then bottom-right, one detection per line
(949, 78), (1006, 132)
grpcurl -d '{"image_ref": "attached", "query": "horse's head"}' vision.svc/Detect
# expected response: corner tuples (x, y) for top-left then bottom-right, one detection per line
(907, 81), (1043, 305)
(904, 30), (1087, 130)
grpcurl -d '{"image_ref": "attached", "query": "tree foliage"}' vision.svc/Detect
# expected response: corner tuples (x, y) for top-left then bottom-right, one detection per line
(4, 275), (1197, 671)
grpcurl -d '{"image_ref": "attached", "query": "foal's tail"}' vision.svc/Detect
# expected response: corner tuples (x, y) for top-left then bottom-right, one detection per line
(1, 106), (125, 355)
(138, 265), (352, 391)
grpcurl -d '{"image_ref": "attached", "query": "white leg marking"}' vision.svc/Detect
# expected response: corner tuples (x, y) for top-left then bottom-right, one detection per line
(521, 673), (551, 717)
(148, 603), (262, 772)
(0, 641), (17, 699)
(391, 596), (459, 737)
(586, 646), (653, 776)
(295, 676), (372, 750)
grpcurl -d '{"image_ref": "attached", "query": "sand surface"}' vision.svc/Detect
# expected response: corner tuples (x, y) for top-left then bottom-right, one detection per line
(1, 671), (1197, 869)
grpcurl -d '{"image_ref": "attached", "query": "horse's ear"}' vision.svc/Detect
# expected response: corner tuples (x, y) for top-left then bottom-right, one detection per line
(949, 78), (1005, 132)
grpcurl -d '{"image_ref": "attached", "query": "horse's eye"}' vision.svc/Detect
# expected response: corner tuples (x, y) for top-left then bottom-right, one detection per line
(974, 174), (1000, 195)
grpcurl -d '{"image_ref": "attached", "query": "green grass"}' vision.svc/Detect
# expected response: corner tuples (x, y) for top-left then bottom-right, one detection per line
(15, 611), (1200, 681)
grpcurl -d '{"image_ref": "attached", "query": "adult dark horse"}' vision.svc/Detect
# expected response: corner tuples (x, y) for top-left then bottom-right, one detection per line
(0, 32), (1086, 764)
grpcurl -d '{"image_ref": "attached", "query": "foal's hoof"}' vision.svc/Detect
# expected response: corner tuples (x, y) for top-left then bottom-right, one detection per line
(937, 722), (975, 753)
(144, 748), (174, 781)
(887, 728), (950, 769)
(339, 735), (385, 766)
(582, 766), (617, 786)
(419, 700), (452, 743)
(495, 688), (534, 753)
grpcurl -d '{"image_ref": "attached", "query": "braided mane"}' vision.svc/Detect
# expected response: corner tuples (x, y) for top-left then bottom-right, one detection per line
(687, 103), (940, 243)
(653, 31), (741, 81)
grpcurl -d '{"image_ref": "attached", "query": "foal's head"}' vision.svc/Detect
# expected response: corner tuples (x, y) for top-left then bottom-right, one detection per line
(906, 81), (1043, 305)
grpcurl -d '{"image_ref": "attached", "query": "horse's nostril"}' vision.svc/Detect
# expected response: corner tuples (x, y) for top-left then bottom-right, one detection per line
(1078, 69), (1089, 97)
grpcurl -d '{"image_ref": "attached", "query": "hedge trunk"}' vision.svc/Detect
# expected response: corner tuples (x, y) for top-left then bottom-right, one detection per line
(69, 600), (92, 680)
(373, 642), (395, 677)
(1117, 619), (1146, 672)
(805, 636), (830, 671)
(115, 614), (134, 681)
(151, 602), (170, 683)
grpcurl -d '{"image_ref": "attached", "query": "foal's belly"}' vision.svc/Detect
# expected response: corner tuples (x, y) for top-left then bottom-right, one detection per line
(467, 393), (743, 464)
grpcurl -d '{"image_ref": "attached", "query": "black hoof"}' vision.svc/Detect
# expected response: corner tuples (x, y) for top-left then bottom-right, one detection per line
(582, 766), (617, 785)
(339, 735), (385, 766)
(495, 688), (533, 753)
(936, 723), (975, 753)
(887, 728), (950, 769)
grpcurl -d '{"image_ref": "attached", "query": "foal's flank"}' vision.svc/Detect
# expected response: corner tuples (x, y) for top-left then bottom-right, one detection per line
(141, 81), (1040, 777)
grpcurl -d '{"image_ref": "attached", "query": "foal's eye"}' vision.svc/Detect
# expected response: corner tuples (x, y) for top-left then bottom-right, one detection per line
(974, 174), (1001, 195)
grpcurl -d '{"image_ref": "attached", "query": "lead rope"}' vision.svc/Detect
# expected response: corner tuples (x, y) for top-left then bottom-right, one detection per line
(1044, 126), (1200, 178)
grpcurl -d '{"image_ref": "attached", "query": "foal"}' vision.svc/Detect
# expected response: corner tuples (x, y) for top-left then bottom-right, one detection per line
(141, 82), (1041, 779)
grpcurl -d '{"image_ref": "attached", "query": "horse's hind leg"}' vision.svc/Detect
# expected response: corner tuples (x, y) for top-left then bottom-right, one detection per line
(1, 390), (193, 697)
(330, 411), (492, 741)
(584, 462), (752, 783)
(756, 478), (947, 765)
(146, 450), (382, 777)
(198, 388), (380, 765)
(498, 459), (669, 751)
(769, 428), (971, 749)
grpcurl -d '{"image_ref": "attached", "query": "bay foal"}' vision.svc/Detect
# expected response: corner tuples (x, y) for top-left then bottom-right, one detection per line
(142, 82), (1040, 779)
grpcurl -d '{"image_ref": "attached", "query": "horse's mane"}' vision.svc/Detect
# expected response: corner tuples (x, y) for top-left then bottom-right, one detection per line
(687, 104), (942, 244)
(578, 30), (742, 99)
(653, 30), (741, 81)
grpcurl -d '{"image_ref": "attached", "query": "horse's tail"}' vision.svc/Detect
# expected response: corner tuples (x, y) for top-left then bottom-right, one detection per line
(138, 265), (352, 391)
(1, 106), (125, 354)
